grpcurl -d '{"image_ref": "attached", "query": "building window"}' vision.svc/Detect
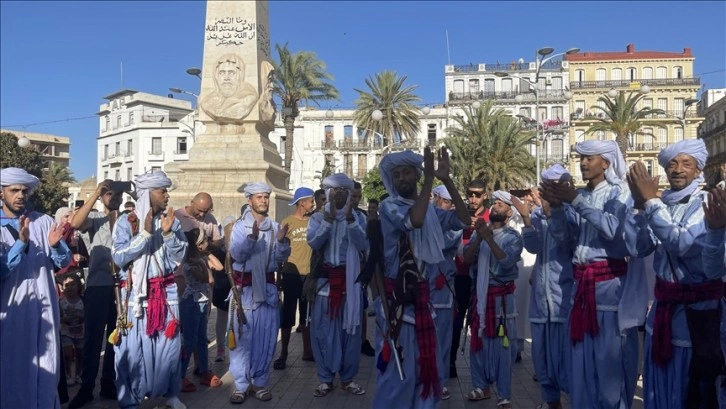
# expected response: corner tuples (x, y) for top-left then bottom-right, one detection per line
(611, 68), (622, 81)
(115, 169), (120, 181)
(127, 168), (133, 181)
(627, 67), (637, 81)
(116, 115), (122, 128)
(673, 98), (684, 114)
(674, 127), (684, 142)
(551, 76), (562, 90)
(519, 107), (531, 118)
(657, 98), (667, 114)
(324, 154), (334, 168)
(324, 125), (334, 147)
(552, 107), (564, 121)
(576, 130), (585, 142)
(641, 128), (654, 148)
(501, 78), (512, 93)
(645, 160), (653, 176)
(357, 128), (368, 145)
(656, 66), (667, 79)
(151, 137), (162, 154)
(427, 124), (437, 146)
(538, 107), (547, 121)
(658, 128), (667, 145)
(344, 154), (353, 176)
(103, 171), (108, 180)
(115, 141), (121, 156)
(673, 66), (683, 79)
(642, 67), (653, 80)
(575, 69), (584, 83)
(177, 137), (187, 154)
(597, 131), (605, 141)
(127, 139), (133, 155)
(595, 68), (607, 82)
(344, 125), (353, 143)
(469, 79), (480, 96)
(484, 79), (495, 95)
(105, 116), (110, 131)
(453, 79), (464, 95)
(357, 154), (367, 179)
(129, 112), (135, 125)
(575, 100), (585, 118)
(551, 139), (563, 161)
(104, 144), (109, 160)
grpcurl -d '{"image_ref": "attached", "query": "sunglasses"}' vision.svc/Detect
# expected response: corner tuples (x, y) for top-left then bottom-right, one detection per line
(467, 191), (483, 198)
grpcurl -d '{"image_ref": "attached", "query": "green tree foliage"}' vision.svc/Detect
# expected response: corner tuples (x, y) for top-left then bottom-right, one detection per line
(353, 71), (423, 144)
(443, 101), (536, 194)
(0, 131), (75, 214)
(586, 90), (668, 158)
(273, 43), (339, 174)
(361, 167), (387, 202)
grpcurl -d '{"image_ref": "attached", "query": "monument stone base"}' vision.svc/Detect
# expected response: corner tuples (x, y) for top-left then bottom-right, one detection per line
(166, 127), (292, 222)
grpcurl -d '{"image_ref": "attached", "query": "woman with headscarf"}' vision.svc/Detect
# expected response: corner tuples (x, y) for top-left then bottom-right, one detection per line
(1, 167), (71, 409)
(111, 171), (188, 409)
(227, 182), (290, 404)
(54, 207), (89, 281)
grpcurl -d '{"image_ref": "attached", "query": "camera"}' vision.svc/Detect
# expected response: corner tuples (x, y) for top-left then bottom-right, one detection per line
(110, 181), (133, 193)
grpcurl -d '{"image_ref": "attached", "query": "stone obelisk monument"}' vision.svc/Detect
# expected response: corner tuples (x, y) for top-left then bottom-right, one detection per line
(166, 0), (291, 221)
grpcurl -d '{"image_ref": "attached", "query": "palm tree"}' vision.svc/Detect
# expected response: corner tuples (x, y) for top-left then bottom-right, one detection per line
(443, 100), (536, 193)
(586, 90), (668, 158)
(273, 43), (339, 173)
(353, 71), (423, 146)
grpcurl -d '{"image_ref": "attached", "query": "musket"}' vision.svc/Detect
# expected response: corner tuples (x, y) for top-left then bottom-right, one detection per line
(371, 263), (405, 381)
(225, 251), (247, 329)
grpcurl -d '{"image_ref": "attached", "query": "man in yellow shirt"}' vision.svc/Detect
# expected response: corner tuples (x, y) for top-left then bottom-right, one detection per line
(274, 187), (316, 369)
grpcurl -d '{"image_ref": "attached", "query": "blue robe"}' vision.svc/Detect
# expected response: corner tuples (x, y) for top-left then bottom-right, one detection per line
(1, 210), (71, 409)
(111, 213), (187, 409)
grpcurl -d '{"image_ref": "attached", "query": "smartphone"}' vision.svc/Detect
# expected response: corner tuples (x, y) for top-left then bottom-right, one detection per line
(110, 181), (133, 193)
(74, 200), (85, 208)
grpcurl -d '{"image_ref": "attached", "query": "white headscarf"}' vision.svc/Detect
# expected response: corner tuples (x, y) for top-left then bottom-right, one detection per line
(0, 167), (41, 194)
(432, 185), (452, 201)
(658, 139), (707, 205)
(491, 190), (521, 229)
(242, 182), (272, 198)
(575, 140), (626, 185)
(321, 173), (361, 334)
(379, 151), (445, 266)
(541, 163), (571, 182)
(130, 170), (173, 317)
(54, 207), (72, 224)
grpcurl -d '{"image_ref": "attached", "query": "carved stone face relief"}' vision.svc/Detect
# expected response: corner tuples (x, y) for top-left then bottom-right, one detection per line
(200, 53), (259, 124)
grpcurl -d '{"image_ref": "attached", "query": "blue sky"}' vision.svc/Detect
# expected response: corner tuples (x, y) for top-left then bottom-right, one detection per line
(2, 1), (725, 180)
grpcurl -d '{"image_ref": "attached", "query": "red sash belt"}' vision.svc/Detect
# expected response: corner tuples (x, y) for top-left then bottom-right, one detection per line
(233, 271), (275, 287)
(652, 277), (723, 367)
(470, 282), (516, 353)
(570, 259), (627, 344)
(146, 275), (175, 337)
(322, 265), (346, 318)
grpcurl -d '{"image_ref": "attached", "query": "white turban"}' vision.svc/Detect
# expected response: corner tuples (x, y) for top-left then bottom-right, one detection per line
(130, 170), (173, 317)
(541, 164), (571, 182)
(55, 207), (72, 224)
(491, 190), (522, 229)
(575, 140), (626, 184)
(658, 139), (707, 205)
(322, 173), (354, 190)
(432, 185), (452, 201)
(242, 182), (272, 198)
(379, 150), (423, 199)
(0, 167), (41, 194)
(491, 190), (513, 205)
(657, 139), (708, 170)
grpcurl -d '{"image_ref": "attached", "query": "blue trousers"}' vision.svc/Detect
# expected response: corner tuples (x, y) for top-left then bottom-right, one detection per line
(311, 292), (362, 384)
(531, 322), (569, 403)
(470, 317), (516, 400)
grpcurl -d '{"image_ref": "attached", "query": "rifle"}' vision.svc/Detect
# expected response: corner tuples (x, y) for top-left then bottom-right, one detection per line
(108, 211), (136, 346)
(225, 243), (247, 349)
(371, 262), (405, 381)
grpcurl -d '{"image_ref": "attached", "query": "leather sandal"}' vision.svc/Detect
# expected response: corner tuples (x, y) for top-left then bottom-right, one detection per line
(181, 378), (197, 393)
(313, 382), (332, 397)
(229, 390), (247, 404)
(466, 387), (491, 401)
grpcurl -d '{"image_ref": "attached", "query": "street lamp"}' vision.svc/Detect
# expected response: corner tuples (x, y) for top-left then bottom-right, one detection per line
(494, 46), (578, 184)
(186, 67), (202, 79)
(169, 87), (199, 98)
(17, 136), (30, 148)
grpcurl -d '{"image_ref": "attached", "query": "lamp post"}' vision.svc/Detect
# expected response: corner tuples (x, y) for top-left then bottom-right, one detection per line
(169, 87), (199, 98)
(495, 47), (578, 184)
(186, 67), (202, 80)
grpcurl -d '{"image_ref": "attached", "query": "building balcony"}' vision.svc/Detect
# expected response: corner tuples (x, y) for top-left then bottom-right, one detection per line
(173, 150), (189, 160)
(570, 142), (668, 154)
(448, 60), (563, 74)
(448, 89), (572, 104)
(569, 77), (700, 90)
(147, 151), (165, 161)
(338, 139), (372, 151)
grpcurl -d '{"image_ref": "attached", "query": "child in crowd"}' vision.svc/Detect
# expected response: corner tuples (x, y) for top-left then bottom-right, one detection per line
(59, 273), (84, 386)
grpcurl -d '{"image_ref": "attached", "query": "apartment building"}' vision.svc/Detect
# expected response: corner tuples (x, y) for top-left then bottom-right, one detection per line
(697, 88), (726, 187)
(566, 43), (702, 185)
(2, 128), (71, 169)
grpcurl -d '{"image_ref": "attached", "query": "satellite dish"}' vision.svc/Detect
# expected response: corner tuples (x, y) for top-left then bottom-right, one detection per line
(518, 58), (524, 64)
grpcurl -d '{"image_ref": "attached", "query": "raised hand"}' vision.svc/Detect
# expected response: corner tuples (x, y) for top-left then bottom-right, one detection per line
(160, 206), (175, 234)
(434, 147), (451, 181)
(95, 179), (113, 200)
(628, 161), (659, 203)
(144, 210), (154, 233)
(703, 188), (726, 230)
(48, 222), (64, 248)
(277, 223), (289, 242)
(423, 146), (435, 179)
(538, 183), (562, 207)
(510, 195), (531, 219)
(530, 188), (543, 207)
(475, 219), (493, 241)
(541, 180), (576, 204)
(18, 215), (30, 243)
(251, 220), (260, 240)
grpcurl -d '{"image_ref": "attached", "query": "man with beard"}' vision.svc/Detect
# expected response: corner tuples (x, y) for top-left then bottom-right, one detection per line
(314, 189), (327, 213)
(307, 174), (368, 398)
(462, 191), (523, 409)
(512, 165), (576, 409)
(274, 187), (316, 370)
(68, 179), (125, 408)
(540, 140), (645, 409)
(111, 171), (188, 409)
(227, 182), (290, 404)
(199, 53), (258, 123)
(626, 139), (725, 409)
(373, 148), (469, 409)
(1, 167), (71, 409)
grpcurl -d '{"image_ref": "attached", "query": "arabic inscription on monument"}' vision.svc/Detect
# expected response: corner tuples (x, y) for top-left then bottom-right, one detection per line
(205, 17), (256, 46)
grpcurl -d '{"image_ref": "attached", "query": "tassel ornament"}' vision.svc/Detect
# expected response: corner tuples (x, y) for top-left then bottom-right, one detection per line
(164, 318), (179, 338)
(108, 328), (120, 346)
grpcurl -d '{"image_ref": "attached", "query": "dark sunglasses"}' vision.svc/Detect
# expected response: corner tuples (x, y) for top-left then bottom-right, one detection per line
(467, 191), (483, 198)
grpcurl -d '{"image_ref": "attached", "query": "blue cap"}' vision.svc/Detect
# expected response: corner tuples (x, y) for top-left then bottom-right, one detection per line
(289, 187), (315, 206)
